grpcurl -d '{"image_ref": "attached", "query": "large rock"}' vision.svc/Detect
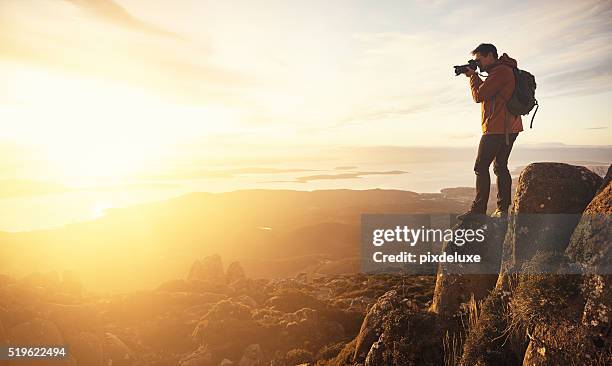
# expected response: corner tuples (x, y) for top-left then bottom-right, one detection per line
(510, 162), (602, 214)
(461, 163), (603, 366)
(192, 300), (262, 361)
(189, 255), (225, 282)
(349, 289), (450, 366)
(430, 217), (507, 317)
(352, 290), (402, 363)
(497, 163), (602, 288)
(460, 288), (525, 366)
(238, 344), (262, 366)
(103, 333), (134, 366)
(226, 262), (246, 284)
(179, 345), (213, 366)
(362, 309), (447, 366)
(510, 165), (609, 365)
(566, 164), (612, 272)
(533, 166), (612, 365)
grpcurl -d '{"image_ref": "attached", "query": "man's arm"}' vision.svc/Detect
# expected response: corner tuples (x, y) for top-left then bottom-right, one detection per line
(468, 68), (508, 103)
(469, 74), (483, 103)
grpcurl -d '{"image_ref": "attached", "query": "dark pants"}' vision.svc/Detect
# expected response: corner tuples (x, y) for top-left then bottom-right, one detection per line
(471, 133), (519, 213)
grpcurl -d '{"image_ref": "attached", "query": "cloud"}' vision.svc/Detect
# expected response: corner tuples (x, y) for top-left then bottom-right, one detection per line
(263, 170), (409, 184)
(141, 167), (322, 181)
(584, 126), (609, 130)
(338, 102), (431, 126)
(0, 1), (251, 106)
(65, 0), (183, 39)
(0, 179), (179, 198)
(339, 0), (612, 129)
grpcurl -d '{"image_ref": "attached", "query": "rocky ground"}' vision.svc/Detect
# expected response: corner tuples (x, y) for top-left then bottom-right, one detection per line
(1, 162), (610, 365)
(0, 256), (434, 366)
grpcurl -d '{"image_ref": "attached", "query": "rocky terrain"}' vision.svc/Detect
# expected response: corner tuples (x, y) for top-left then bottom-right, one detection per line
(0, 254), (435, 365)
(331, 162), (611, 365)
(0, 162), (610, 365)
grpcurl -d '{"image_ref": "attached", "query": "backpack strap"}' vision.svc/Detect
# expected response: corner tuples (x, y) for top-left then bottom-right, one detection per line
(504, 107), (509, 146)
(529, 100), (539, 128)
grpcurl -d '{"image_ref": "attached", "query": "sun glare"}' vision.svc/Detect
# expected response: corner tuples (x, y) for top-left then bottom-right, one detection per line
(2, 65), (242, 185)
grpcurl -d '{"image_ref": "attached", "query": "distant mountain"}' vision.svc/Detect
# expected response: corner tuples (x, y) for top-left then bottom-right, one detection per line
(0, 189), (467, 292)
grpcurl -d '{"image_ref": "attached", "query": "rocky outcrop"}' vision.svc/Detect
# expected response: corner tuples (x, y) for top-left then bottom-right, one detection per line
(238, 344), (262, 366)
(334, 163), (609, 366)
(519, 164), (612, 365)
(189, 254), (225, 281)
(103, 333), (134, 366)
(566, 167), (612, 272)
(509, 162), (602, 214)
(351, 290), (403, 363)
(179, 345), (213, 366)
(2, 162), (607, 365)
(430, 217), (507, 317)
(570, 175), (611, 353)
(226, 261), (246, 284)
(461, 163), (608, 366)
(343, 289), (451, 366)
(497, 163), (602, 289)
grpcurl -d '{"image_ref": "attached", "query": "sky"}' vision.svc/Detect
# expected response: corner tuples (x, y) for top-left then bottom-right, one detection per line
(0, 0), (611, 186)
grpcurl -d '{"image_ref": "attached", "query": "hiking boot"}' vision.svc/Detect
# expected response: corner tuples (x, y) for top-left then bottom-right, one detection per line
(456, 210), (485, 222)
(490, 208), (508, 219)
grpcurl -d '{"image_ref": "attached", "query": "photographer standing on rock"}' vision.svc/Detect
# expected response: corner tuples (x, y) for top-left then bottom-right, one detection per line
(457, 43), (524, 221)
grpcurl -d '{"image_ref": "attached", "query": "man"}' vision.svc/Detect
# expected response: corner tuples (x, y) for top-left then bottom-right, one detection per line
(457, 43), (523, 221)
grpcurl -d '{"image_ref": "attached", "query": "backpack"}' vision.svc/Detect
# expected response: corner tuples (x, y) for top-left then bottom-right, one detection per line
(506, 67), (539, 128)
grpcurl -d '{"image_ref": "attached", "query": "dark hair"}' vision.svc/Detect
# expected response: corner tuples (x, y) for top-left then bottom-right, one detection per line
(471, 43), (498, 59)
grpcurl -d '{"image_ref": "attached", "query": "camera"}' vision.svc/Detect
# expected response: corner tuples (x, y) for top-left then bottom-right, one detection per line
(453, 59), (479, 76)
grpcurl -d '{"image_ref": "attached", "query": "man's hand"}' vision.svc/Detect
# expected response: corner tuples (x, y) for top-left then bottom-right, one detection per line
(464, 67), (476, 77)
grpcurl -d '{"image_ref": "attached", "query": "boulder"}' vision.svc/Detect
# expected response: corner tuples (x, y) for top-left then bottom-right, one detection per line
(510, 162), (602, 214)
(179, 345), (213, 366)
(103, 332), (134, 366)
(226, 262), (246, 284)
(461, 163), (603, 365)
(191, 300), (262, 359)
(430, 217), (507, 317)
(189, 255), (225, 282)
(264, 289), (326, 313)
(497, 163), (602, 289)
(566, 165), (612, 272)
(360, 305), (447, 365)
(352, 290), (402, 363)
(460, 288), (525, 366)
(541, 167), (612, 365)
(238, 344), (262, 366)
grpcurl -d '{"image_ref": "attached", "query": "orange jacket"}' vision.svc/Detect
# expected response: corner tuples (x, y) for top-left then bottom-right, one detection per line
(469, 53), (524, 135)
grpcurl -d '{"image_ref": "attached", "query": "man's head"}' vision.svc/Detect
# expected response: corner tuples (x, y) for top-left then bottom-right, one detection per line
(471, 43), (498, 71)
